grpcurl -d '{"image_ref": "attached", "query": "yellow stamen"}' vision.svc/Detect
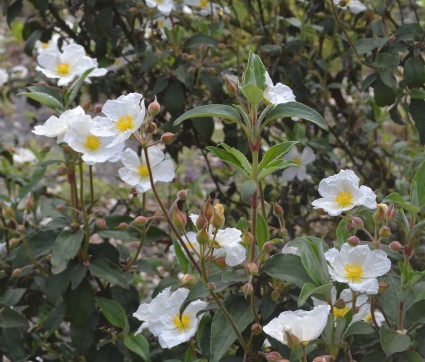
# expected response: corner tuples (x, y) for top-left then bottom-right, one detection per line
(42, 42), (49, 48)
(200, 0), (208, 7)
(138, 165), (149, 178)
(344, 262), (364, 283)
(158, 20), (164, 27)
(335, 191), (354, 208)
(172, 313), (191, 331)
(85, 135), (101, 151)
(293, 157), (301, 165)
(57, 63), (70, 75)
(333, 307), (350, 318)
(364, 314), (372, 323)
(114, 59), (121, 66)
(115, 114), (135, 133)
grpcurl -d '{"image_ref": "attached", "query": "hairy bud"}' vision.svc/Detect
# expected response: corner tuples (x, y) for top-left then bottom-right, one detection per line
(386, 204), (396, 222)
(379, 226), (391, 239)
(347, 236), (360, 247)
(373, 204), (388, 224)
(207, 282), (216, 291)
(2, 206), (14, 219)
(211, 204), (225, 228)
(389, 241), (403, 251)
(263, 242), (274, 252)
(271, 289), (280, 302)
(131, 216), (148, 226)
(180, 274), (196, 288)
(96, 219), (107, 229)
(161, 132), (176, 145)
(118, 222), (128, 230)
(251, 323), (262, 335)
(197, 228), (210, 244)
(352, 216), (364, 229)
(224, 75), (237, 94)
(242, 232), (254, 246)
(173, 206), (187, 229)
(272, 202), (284, 217)
(94, 103), (103, 113)
(213, 256), (226, 268)
(243, 283), (253, 298)
(248, 263), (258, 275)
(55, 204), (66, 212)
(177, 189), (187, 200)
(148, 96), (160, 116)
(145, 121), (157, 134)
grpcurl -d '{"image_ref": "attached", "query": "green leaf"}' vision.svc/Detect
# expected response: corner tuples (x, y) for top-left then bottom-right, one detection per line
(298, 283), (333, 307)
(219, 143), (252, 175)
(352, 37), (388, 55)
(65, 68), (94, 108)
(374, 76), (396, 107)
(124, 334), (150, 361)
(258, 141), (298, 173)
(88, 259), (128, 287)
(206, 146), (249, 177)
(0, 306), (28, 328)
(300, 242), (323, 285)
(0, 288), (26, 306)
(335, 219), (350, 249)
(243, 51), (266, 90)
(173, 239), (189, 273)
(261, 254), (313, 288)
(51, 229), (84, 274)
(410, 99), (425, 145)
(403, 300), (425, 328)
(19, 86), (64, 111)
(396, 23), (423, 41)
(256, 213), (269, 250)
(184, 34), (218, 49)
(404, 58), (425, 88)
(210, 295), (254, 362)
(344, 321), (375, 337)
(382, 192), (420, 214)
(412, 161), (425, 206)
(257, 160), (299, 180)
(265, 102), (328, 131)
(241, 180), (257, 201)
(173, 105), (240, 126)
(377, 52), (399, 88)
(241, 83), (264, 105)
(380, 326), (410, 355)
(95, 297), (127, 328)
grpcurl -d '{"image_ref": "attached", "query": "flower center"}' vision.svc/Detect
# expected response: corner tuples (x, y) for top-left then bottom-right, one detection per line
(115, 114), (135, 133)
(113, 59), (121, 66)
(57, 63), (70, 75)
(200, 0), (208, 7)
(293, 157), (301, 165)
(42, 42), (49, 48)
(85, 135), (101, 151)
(158, 20), (164, 27)
(344, 262), (364, 283)
(172, 313), (191, 331)
(364, 314), (372, 323)
(335, 191), (354, 208)
(333, 307), (350, 318)
(138, 165), (149, 178)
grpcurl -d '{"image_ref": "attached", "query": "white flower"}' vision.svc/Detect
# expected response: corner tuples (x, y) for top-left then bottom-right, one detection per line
(281, 244), (301, 256)
(264, 71), (296, 106)
(13, 148), (37, 164)
(185, 214), (246, 267)
(0, 69), (8, 87)
(146, 0), (175, 15)
(263, 305), (330, 345)
(311, 169), (377, 216)
(90, 93), (145, 147)
(10, 65), (29, 79)
(325, 244), (391, 294)
(118, 147), (175, 193)
(36, 44), (107, 86)
(144, 17), (173, 39)
(133, 287), (207, 349)
(34, 33), (61, 53)
(280, 146), (315, 182)
(334, 0), (367, 14)
(64, 118), (124, 165)
(108, 54), (136, 71)
(354, 306), (385, 326)
(184, 0), (228, 16)
(32, 106), (89, 143)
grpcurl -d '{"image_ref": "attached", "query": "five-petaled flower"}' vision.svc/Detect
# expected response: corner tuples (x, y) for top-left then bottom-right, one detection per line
(263, 71), (296, 106)
(281, 146), (316, 182)
(118, 146), (175, 193)
(133, 287), (207, 349)
(145, 0), (175, 15)
(263, 305), (330, 346)
(312, 169), (377, 216)
(325, 243), (391, 294)
(333, 0), (367, 14)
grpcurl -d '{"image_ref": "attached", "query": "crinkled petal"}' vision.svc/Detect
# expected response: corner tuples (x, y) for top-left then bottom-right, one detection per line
(152, 159), (175, 183)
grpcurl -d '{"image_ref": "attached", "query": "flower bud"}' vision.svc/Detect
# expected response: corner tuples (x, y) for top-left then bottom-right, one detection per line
(334, 298), (346, 309)
(9, 238), (19, 247)
(40, 145), (51, 153)
(347, 236), (360, 247)
(251, 323), (262, 335)
(352, 216), (364, 229)
(155, 49), (162, 57)
(2, 206), (14, 219)
(55, 204), (66, 212)
(224, 75), (237, 94)
(57, 166), (68, 176)
(389, 241), (403, 251)
(243, 283), (253, 298)
(130, 187), (138, 196)
(17, 225), (25, 233)
(281, 228), (288, 238)
(181, 52), (189, 60)
(386, 204), (396, 222)
(96, 219), (107, 229)
(118, 222), (128, 230)
(47, 253), (52, 260)
(204, 199), (214, 221)
(25, 198), (33, 209)
(131, 216), (148, 226)
(207, 282), (216, 291)
(271, 289), (280, 302)
(11, 268), (22, 278)
(196, 213), (206, 230)
(379, 226), (391, 239)
(313, 356), (336, 362)
(242, 232), (254, 246)
(207, 67), (216, 75)
(263, 242), (274, 252)
(285, 330), (300, 351)
(272, 202), (284, 217)
(161, 132), (176, 145)
(373, 204), (388, 224)
(345, 223), (355, 232)
(188, 66), (197, 73)
(145, 121), (157, 134)
(213, 256), (226, 268)
(129, 7), (138, 13)
(173, 206), (187, 229)
(148, 96), (160, 116)
(378, 282), (389, 294)
(180, 274), (196, 288)
(263, 352), (285, 361)
(197, 228), (210, 244)
(218, 42), (226, 49)
(211, 204), (225, 228)
(248, 263), (258, 275)
(177, 189), (187, 200)
(212, 56), (220, 63)
(317, 208), (326, 215)
(95, 103), (103, 113)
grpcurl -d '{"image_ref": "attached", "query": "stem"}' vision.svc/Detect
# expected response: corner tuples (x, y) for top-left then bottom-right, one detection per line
(258, 181), (267, 219)
(88, 165), (94, 212)
(79, 159), (91, 260)
(68, 166), (78, 226)
(127, 193), (146, 268)
(250, 284), (261, 325)
(21, 234), (49, 275)
(398, 301), (404, 330)
(250, 191), (258, 263)
(302, 344), (308, 362)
